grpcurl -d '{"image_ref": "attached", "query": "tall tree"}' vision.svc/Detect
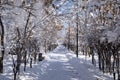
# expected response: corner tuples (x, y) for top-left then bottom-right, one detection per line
(0, 0), (5, 73)
(75, 0), (79, 57)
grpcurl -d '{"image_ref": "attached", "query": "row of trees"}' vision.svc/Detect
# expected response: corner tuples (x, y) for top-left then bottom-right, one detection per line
(0, 0), (60, 80)
(81, 0), (120, 79)
(62, 0), (119, 80)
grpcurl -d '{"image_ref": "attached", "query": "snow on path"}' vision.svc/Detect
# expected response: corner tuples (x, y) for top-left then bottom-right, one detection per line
(22, 45), (113, 80)
(37, 53), (113, 80)
(0, 45), (113, 80)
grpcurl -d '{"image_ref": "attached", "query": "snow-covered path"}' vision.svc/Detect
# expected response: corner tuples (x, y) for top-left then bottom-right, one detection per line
(27, 45), (113, 80)
(1, 45), (113, 80)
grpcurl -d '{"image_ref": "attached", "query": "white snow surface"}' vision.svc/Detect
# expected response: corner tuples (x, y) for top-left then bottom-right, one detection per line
(0, 45), (113, 80)
(53, 45), (68, 53)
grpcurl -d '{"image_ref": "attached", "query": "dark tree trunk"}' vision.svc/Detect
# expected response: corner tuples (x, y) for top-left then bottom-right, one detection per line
(24, 50), (27, 71)
(45, 39), (47, 53)
(30, 57), (32, 68)
(76, 0), (79, 58)
(0, 16), (5, 73)
(98, 52), (102, 70)
(14, 72), (17, 80)
(34, 52), (37, 63)
(68, 26), (70, 50)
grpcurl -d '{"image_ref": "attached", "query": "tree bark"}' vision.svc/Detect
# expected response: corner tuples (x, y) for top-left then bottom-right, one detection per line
(76, 0), (79, 58)
(0, 16), (5, 73)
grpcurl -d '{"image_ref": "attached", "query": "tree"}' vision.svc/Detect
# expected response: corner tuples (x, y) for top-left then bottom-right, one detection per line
(0, 14), (5, 73)
(0, 0), (5, 73)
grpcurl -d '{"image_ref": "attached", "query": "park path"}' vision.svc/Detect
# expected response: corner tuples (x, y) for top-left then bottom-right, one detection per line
(35, 45), (113, 80)
(1, 45), (113, 80)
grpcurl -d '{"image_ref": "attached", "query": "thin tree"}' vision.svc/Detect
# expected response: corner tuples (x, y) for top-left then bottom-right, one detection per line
(75, 0), (79, 57)
(0, 0), (5, 73)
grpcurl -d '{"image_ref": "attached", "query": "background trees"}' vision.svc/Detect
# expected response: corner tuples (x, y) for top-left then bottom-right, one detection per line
(57, 0), (119, 79)
(0, 0), (60, 79)
(0, 0), (120, 80)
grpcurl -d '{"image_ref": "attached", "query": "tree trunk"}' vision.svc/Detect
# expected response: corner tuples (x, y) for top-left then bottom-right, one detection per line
(30, 57), (32, 68)
(14, 72), (17, 80)
(24, 50), (27, 71)
(0, 16), (5, 73)
(76, 0), (79, 58)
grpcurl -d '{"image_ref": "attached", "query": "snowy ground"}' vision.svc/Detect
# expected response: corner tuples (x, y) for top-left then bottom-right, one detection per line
(0, 45), (113, 80)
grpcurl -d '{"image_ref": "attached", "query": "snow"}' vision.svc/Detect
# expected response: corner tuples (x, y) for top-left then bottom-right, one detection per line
(0, 45), (113, 80)
(53, 45), (68, 53)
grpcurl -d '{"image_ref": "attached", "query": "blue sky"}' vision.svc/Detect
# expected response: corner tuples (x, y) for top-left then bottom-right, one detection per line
(53, 0), (74, 15)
